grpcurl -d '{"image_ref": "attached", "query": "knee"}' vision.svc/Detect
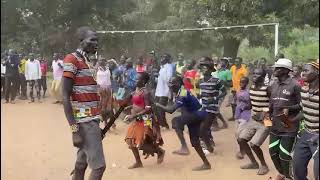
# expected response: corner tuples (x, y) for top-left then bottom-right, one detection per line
(249, 143), (258, 149)
(237, 138), (247, 145)
(75, 162), (88, 171)
(190, 137), (200, 147)
(91, 165), (106, 176)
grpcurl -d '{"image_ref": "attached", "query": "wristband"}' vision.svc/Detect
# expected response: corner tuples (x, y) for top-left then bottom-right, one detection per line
(70, 124), (79, 133)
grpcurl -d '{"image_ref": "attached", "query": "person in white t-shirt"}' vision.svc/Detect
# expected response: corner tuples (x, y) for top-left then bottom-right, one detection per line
(51, 53), (63, 104)
(25, 53), (42, 103)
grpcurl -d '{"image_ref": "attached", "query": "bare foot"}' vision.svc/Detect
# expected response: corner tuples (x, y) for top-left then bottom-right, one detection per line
(236, 152), (244, 159)
(192, 163), (211, 171)
(157, 149), (165, 164)
(257, 165), (269, 175)
(128, 162), (143, 169)
(240, 162), (259, 169)
(172, 148), (190, 155)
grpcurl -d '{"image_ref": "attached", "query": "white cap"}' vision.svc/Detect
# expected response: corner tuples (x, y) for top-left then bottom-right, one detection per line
(273, 58), (293, 71)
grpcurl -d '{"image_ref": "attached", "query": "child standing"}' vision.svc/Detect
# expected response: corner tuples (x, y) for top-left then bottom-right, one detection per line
(234, 77), (251, 159)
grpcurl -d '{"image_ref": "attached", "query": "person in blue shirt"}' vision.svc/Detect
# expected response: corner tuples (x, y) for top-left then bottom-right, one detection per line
(156, 76), (211, 171)
(123, 58), (137, 92)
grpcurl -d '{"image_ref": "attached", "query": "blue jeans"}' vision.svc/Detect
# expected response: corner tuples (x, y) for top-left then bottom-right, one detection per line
(293, 130), (319, 180)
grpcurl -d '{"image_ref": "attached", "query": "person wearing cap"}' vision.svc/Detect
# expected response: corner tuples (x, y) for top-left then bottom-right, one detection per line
(292, 61), (319, 180)
(268, 58), (302, 180)
(154, 53), (173, 130)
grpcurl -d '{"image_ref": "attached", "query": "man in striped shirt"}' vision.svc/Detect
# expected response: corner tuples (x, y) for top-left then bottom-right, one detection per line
(62, 26), (105, 180)
(198, 57), (226, 154)
(237, 68), (270, 175)
(293, 61), (319, 180)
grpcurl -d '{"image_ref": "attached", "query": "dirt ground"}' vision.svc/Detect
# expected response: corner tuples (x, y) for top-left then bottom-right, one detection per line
(1, 96), (314, 180)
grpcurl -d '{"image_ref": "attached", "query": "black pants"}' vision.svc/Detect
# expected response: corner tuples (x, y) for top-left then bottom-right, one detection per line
(39, 76), (47, 93)
(200, 112), (215, 151)
(5, 75), (19, 101)
(293, 130), (319, 180)
(19, 73), (27, 98)
(172, 111), (202, 147)
(29, 80), (41, 101)
(155, 96), (169, 128)
(269, 133), (296, 179)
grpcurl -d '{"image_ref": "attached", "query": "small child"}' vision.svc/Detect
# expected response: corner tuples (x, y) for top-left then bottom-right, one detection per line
(234, 77), (251, 159)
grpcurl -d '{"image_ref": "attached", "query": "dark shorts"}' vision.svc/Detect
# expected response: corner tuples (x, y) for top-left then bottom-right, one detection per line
(172, 111), (203, 147)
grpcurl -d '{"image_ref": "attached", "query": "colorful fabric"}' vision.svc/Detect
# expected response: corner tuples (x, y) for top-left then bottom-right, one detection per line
(136, 65), (145, 73)
(18, 59), (27, 74)
(183, 69), (200, 95)
(40, 62), (47, 76)
(63, 51), (100, 123)
(124, 68), (137, 90)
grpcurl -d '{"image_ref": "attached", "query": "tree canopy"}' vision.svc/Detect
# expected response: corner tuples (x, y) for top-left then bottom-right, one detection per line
(1, 0), (319, 60)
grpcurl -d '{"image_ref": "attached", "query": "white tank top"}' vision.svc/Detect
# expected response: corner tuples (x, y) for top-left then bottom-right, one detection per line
(96, 66), (111, 88)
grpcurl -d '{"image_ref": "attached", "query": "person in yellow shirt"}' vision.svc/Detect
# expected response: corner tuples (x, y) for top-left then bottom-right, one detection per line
(18, 53), (28, 100)
(175, 53), (185, 77)
(229, 57), (248, 121)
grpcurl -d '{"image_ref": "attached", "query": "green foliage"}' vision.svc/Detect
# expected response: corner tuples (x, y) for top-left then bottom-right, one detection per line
(1, 0), (319, 61)
(237, 39), (274, 62)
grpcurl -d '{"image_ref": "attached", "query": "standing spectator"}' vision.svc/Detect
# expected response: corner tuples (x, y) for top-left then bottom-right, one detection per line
(155, 53), (173, 130)
(135, 56), (146, 73)
(229, 57), (248, 121)
(18, 53), (28, 100)
(51, 53), (63, 104)
(258, 58), (273, 85)
(39, 57), (48, 98)
(4, 49), (20, 104)
(62, 26), (106, 179)
(175, 53), (185, 77)
(293, 61), (319, 180)
(25, 53), (42, 103)
(1, 56), (6, 99)
(291, 65), (304, 86)
(183, 59), (200, 96)
(123, 58), (137, 93)
(268, 58), (302, 180)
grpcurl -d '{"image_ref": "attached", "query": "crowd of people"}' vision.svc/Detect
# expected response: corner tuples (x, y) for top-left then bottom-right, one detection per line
(1, 51), (64, 104)
(2, 26), (318, 180)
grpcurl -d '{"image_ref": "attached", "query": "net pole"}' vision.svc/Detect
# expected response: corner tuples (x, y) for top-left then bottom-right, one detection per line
(274, 23), (279, 57)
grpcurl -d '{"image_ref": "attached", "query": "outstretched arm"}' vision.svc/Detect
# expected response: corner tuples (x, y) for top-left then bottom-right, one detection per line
(156, 103), (178, 114)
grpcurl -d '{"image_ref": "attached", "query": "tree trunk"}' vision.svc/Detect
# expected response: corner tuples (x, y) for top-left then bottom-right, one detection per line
(222, 37), (241, 58)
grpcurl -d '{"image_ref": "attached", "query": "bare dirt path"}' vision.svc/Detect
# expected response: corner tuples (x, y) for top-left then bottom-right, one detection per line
(1, 97), (313, 180)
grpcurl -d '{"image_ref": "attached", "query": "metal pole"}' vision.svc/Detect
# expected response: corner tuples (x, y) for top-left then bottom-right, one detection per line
(274, 23), (279, 57)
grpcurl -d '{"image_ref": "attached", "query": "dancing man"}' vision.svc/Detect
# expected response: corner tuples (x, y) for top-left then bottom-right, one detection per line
(156, 76), (211, 171)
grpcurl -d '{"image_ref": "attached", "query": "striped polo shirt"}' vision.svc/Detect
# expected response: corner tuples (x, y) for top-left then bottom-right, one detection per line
(249, 84), (269, 117)
(63, 51), (100, 123)
(199, 77), (224, 114)
(301, 85), (319, 133)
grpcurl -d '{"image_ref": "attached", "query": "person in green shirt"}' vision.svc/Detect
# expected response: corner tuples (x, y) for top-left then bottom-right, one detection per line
(18, 53), (27, 100)
(210, 58), (231, 131)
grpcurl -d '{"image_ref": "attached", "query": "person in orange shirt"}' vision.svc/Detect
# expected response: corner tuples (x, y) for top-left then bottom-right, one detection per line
(229, 57), (248, 121)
